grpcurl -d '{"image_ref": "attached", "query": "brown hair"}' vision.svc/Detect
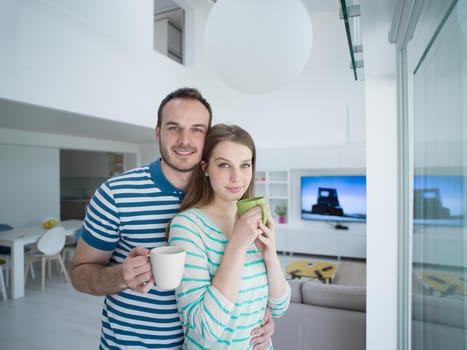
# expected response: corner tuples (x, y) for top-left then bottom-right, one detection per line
(165, 124), (256, 240)
(180, 124), (257, 212)
(157, 87), (213, 127)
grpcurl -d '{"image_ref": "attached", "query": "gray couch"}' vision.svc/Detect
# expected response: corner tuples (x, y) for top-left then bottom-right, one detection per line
(272, 261), (367, 350)
(412, 293), (466, 349)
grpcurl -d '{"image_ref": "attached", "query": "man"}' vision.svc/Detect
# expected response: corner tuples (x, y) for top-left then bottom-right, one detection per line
(71, 87), (274, 349)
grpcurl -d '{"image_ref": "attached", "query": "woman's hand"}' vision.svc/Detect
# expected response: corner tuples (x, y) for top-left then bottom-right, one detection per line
(254, 207), (277, 260)
(230, 206), (264, 251)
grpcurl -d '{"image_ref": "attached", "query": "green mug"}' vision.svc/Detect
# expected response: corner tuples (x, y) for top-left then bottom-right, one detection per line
(236, 196), (268, 225)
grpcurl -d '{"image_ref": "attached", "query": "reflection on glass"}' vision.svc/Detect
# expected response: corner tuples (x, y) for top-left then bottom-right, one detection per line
(411, 1), (467, 349)
(413, 175), (464, 226)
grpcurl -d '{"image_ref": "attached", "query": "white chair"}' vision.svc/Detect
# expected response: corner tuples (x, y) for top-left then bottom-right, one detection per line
(0, 223), (14, 287)
(61, 227), (82, 265)
(24, 226), (71, 292)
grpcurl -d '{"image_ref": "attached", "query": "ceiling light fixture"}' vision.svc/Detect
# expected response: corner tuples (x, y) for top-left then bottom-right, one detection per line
(204, 0), (313, 94)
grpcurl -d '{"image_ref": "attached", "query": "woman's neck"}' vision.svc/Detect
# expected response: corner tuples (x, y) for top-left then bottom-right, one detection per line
(201, 198), (237, 238)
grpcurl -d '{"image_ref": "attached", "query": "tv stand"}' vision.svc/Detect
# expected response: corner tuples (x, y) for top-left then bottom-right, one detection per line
(275, 224), (366, 259)
(334, 223), (349, 230)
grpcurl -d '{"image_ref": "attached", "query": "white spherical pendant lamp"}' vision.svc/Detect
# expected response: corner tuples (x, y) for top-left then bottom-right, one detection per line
(205, 0), (313, 94)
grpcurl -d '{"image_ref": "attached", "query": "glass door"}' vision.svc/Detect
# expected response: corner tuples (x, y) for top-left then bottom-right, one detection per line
(411, 1), (467, 349)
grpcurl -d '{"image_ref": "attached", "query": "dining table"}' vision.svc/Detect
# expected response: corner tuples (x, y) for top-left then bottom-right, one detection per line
(0, 219), (83, 299)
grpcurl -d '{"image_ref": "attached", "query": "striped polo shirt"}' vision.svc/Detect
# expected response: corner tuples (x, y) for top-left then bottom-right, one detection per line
(81, 159), (185, 349)
(169, 209), (291, 350)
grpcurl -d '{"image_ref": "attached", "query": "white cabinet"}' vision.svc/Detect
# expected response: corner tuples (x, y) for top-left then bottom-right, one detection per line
(275, 229), (288, 253)
(255, 169), (290, 223)
(276, 226), (366, 259)
(338, 232), (366, 259)
(285, 229), (339, 257)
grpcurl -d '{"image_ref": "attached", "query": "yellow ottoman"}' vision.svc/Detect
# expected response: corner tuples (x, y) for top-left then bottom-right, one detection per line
(286, 260), (337, 283)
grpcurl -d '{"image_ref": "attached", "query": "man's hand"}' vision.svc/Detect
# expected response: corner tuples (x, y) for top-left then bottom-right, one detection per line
(250, 307), (275, 350)
(121, 246), (154, 293)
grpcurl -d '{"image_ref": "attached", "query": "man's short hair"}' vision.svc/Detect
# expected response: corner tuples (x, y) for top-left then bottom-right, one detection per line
(157, 87), (212, 127)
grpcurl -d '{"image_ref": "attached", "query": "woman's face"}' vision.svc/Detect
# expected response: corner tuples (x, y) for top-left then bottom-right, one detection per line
(204, 140), (253, 203)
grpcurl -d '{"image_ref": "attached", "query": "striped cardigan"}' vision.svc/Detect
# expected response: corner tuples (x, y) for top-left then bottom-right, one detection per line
(169, 208), (290, 349)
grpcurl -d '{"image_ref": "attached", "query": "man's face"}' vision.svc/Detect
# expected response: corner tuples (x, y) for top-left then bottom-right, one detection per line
(156, 98), (210, 173)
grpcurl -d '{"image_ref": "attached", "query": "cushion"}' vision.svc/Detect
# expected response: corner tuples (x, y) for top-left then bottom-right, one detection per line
(288, 279), (303, 303)
(412, 294), (465, 328)
(333, 261), (367, 286)
(302, 281), (366, 312)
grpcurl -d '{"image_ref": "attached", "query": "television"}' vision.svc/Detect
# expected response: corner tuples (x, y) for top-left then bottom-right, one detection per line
(413, 175), (464, 226)
(301, 175), (367, 225)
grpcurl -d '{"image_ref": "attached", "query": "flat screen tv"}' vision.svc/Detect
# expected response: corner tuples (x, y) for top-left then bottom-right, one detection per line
(413, 175), (464, 226)
(301, 175), (367, 224)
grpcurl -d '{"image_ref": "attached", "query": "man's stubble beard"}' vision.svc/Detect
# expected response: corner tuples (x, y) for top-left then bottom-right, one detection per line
(159, 141), (200, 173)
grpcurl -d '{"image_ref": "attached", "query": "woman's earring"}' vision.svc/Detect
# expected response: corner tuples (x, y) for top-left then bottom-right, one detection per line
(204, 172), (209, 177)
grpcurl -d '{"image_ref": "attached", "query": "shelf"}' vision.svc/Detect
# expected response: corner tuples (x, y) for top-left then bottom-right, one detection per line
(256, 169), (290, 223)
(269, 196), (288, 200)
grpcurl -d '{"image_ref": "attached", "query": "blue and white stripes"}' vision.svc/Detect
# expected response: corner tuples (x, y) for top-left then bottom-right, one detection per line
(82, 160), (185, 349)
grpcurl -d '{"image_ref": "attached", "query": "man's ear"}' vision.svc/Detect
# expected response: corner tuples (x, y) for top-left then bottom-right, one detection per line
(155, 126), (160, 141)
(200, 161), (207, 172)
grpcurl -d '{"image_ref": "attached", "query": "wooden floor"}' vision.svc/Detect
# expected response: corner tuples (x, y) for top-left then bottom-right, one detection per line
(0, 254), (349, 349)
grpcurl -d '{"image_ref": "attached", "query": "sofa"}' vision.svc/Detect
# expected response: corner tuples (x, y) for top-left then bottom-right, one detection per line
(272, 260), (466, 350)
(411, 272), (466, 350)
(272, 261), (367, 350)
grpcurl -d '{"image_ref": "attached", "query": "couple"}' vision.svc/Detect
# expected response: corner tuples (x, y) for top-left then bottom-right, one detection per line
(70, 87), (290, 349)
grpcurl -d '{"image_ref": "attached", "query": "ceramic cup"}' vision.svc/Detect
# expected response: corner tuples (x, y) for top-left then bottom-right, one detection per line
(149, 246), (186, 290)
(236, 196), (268, 225)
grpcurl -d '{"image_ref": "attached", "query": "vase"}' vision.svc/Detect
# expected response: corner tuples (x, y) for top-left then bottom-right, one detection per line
(278, 217), (285, 224)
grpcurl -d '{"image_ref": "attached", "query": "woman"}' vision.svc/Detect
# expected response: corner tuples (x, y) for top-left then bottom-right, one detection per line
(168, 124), (290, 349)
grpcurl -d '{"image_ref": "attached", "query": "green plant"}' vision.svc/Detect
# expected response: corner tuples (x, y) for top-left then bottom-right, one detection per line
(274, 204), (288, 218)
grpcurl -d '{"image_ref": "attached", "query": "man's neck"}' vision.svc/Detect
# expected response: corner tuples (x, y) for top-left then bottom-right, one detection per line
(159, 160), (194, 190)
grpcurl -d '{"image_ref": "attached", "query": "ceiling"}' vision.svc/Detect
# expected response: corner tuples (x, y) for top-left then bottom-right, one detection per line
(0, 0), (373, 145)
(0, 98), (156, 144)
(154, 0), (338, 28)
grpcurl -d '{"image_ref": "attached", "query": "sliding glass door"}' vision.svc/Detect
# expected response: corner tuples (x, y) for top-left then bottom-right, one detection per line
(410, 1), (467, 349)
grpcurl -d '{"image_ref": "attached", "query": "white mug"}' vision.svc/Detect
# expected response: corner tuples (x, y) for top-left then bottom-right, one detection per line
(149, 246), (186, 290)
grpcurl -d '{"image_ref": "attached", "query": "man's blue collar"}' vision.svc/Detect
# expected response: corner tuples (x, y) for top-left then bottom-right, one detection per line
(149, 159), (185, 198)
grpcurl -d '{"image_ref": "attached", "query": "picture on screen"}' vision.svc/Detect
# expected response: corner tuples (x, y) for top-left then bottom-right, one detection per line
(301, 176), (367, 223)
(413, 175), (464, 226)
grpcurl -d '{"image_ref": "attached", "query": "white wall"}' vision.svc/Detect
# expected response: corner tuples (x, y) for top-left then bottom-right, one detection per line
(0, 0), (368, 249)
(0, 143), (60, 228)
(202, 9), (366, 149)
(365, 76), (398, 350)
(0, 128), (144, 228)
(360, 0), (398, 348)
(0, 0), (195, 130)
(0, 0), (365, 152)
